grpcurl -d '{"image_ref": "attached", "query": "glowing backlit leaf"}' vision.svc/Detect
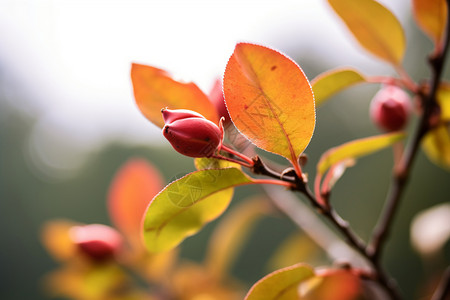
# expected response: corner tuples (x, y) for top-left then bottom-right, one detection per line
(299, 269), (362, 300)
(328, 0), (406, 65)
(108, 158), (164, 250)
(131, 63), (218, 127)
(224, 43), (315, 167)
(205, 197), (270, 279)
(437, 83), (450, 121)
(245, 263), (315, 300)
(423, 124), (450, 170)
(318, 132), (405, 176)
(312, 68), (366, 106)
(413, 0), (448, 45)
(142, 168), (253, 253)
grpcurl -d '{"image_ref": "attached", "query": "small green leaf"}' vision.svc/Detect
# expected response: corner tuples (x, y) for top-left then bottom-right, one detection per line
(312, 68), (365, 106)
(318, 132), (405, 176)
(328, 0), (406, 65)
(245, 263), (315, 300)
(142, 168), (253, 253)
(423, 124), (450, 170)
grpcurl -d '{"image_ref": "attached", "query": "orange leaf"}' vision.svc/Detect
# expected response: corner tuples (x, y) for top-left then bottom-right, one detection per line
(223, 43), (315, 169)
(131, 63), (218, 127)
(108, 158), (164, 250)
(300, 269), (362, 300)
(328, 0), (406, 65)
(413, 0), (448, 46)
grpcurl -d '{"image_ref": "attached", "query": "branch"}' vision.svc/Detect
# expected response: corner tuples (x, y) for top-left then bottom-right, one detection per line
(368, 0), (450, 262)
(431, 266), (450, 300)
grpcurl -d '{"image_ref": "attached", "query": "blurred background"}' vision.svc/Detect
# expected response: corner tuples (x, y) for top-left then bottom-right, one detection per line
(0, 0), (449, 299)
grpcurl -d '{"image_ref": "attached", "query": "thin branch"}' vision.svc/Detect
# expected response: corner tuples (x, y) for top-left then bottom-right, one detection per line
(368, 0), (450, 262)
(431, 266), (450, 300)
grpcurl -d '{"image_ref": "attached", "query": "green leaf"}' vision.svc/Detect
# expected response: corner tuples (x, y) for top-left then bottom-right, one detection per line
(311, 68), (366, 106)
(318, 132), (405, 176)
(328, 0), (406, 65)
(142, 168), (252, 253)
(423, 124), (450, 170)
(245, 264), (315, 300)
(194, 157), (241, 170)
(224, 43), (315, 169)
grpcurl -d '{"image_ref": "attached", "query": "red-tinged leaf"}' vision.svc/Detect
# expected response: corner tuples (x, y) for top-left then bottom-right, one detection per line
(328, 0), (406, 65)
(224, 43), (315, 170)
(108, 158), (164, 250)
(299, 269), (362, 300)
(245, 263), (315, 300)
(317, 132), (405, 176)
(131, 63), (218, 127)
(312, 68), (366, 106)
(413, 0), (448, 46)
(142, 168), (253, 253)
(422, 124), (450, 170)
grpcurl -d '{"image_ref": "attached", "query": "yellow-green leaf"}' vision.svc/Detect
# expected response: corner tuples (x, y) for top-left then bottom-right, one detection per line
(142, 168), (252, 253)
(318, 132), (405, 175)
(223, 43), (315, 167)
(194, 157), (241, 171)
(205, 197), (270, 279)
(423, 124), (450, 170)
(311, 68), (366, 106)
(328, 0), (406, 65)
(245, 264), (315, 300)
(413, 0), (448, 45)
(131, 63), (218, 128)
(437, 83), (450, 121)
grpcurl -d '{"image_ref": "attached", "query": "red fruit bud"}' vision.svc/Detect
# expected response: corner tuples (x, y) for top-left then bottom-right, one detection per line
(161, 108), (204, 124)
(370, 85), (411, 132)
(70, 224), (122, 261)
(163, 116), (222, 157)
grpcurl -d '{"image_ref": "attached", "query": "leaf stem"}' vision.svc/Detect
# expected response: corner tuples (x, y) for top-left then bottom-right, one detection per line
(220, 144), (255, 166)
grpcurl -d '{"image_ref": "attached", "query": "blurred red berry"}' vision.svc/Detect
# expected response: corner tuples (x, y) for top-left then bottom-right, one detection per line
(370, 85), (411, 132)
(70, 224), (122, 261)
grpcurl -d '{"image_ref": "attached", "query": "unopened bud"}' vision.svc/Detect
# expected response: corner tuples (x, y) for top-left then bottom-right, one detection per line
(370, 85), (411, 132)
(162, 109), (223, 158)
(70, 224), (122, 261)
(161, 108), (204, 124)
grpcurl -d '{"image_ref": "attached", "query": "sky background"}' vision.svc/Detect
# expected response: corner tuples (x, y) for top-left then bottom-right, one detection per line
(0, 0), (410, 180)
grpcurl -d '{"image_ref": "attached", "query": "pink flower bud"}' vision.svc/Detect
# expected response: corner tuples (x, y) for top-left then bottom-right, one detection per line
(370, 85), (411, 132)
(69, 224), (122, 261)
(162, 109), (223, 158)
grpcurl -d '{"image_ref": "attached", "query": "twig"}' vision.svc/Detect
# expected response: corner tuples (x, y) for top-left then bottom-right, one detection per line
(431, 266), (450, 300)
(368, 0), (450, 263)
